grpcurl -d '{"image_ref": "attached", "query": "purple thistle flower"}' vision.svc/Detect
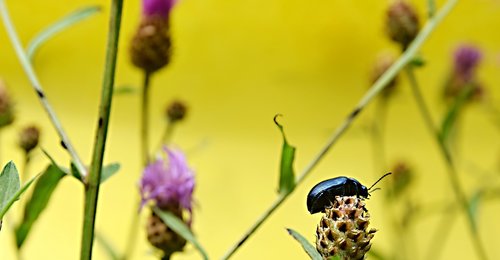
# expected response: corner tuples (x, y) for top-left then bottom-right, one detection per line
(142, 0), (177, 19)
(140, 147), (195, 214)
(453, 44), (482, 82)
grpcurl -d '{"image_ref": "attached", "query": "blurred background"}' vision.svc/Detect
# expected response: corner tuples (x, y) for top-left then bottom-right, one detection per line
(1, 0), (499, 259)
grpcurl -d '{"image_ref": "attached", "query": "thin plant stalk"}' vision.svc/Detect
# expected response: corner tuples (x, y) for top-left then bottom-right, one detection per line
(0, 0), (87, 177)
(221, 0), (460, 258)
(155, 122), (174, 153)
(141, 72), (151, 166)
(371, 98), (388, 174)
(405, 67), (488, 260)
(80, 0), (123, 259)
(121, 71), (152, 259)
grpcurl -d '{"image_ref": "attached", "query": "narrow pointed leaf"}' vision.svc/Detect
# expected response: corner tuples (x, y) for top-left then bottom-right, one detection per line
(41, 149), (70, 174)
(114, 85), (137, 95)
(439, 85), (473, 144)
(70, 162), (84, 182)
(153, 208), (209, 260)
(468, 189), (484, 231)
(26, 6), (101, 61)
(0, 161), (20, 218)
(15, 165), (66, 247)
(274, 115), (296, 194)
(286, 228), (322, 260)
(100, 163), (120, 183)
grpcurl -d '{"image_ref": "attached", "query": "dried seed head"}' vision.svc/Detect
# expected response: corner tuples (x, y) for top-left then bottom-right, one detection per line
(146, 209), (187, 257)
(316, 196), (376, 260)
(19, 125), (41, 153)
(166, 100), (187, 123)
(130, 16), (172, 73)
(386, 1), (420, 50)
(0, 79), (15, 128)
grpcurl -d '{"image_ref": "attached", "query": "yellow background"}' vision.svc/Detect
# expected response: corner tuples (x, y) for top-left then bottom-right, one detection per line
(1, 0), (500, 259)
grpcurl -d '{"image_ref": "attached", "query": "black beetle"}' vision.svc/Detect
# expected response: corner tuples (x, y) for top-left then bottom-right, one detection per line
(306, 173), (391, 214)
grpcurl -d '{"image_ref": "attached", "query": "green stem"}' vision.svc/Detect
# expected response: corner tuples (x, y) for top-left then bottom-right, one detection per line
(122, 202), (141, 259)
(80, 0), (123, 259)
(405, 67), (488, 260)
(141, 72), (151, 166)
(155, 121), (174, 152)
(221, 0), (460, 258)
(0, 0), (87, 178)
(371, 98), (388, 175)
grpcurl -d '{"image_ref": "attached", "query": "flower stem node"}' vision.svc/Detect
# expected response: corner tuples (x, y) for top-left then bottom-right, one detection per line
(316, 196), (376, 260)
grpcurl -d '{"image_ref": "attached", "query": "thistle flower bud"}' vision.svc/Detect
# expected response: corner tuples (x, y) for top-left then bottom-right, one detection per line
(386, 1), (420, 50)
(130, 0), (177, 73)
(19, 125), (40, 153)
(130, 17), (172, 73)
(387, 161), (412, 198)
(316, 196), (376, 260)
(146, 210), (187, 256)
(140, 146), (195, 257)
(0, 79), (15, 128)
(166, 100), (187, 123)
(371, 53), (398, 98)
(444, 45), (484, 101)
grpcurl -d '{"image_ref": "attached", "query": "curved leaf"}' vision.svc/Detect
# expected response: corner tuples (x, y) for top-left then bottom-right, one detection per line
(286, 228), (322, 260)
(26, 6), (101, 61)
(153, 208), (209, 260)
(15, 165), (66, 247)
(0, 162), (38, 220)
(274, 115), (296, 194)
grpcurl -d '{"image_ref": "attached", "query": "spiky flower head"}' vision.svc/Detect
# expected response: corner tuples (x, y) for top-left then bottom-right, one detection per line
(453, 44), (482, 83)
(444, 44), (484, 101)
(143, 0), (177, 19)
(166, 100), (187, 123)
(0, 79), (15, 128)
(19, 125), (40, 154)
(140, 147), (195, 214)
(316, 196), (376, 260)
(386, 1), (420, 50)
(130, 0), (177, 73)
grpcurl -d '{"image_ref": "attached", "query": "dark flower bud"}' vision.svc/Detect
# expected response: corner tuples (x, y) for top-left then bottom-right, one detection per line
(146, 210), (187, 258)
(19, 125), (40, 153)
(166, 100), (187, 123)
(0, 79), (15, 128)
(387, 161), (413, 198)
(130, 17), (172, 73)
(386, 1), (420, 50)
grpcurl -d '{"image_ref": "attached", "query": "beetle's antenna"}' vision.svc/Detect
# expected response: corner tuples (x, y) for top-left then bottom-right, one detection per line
(368, 172), (392, 191)
(369, 187), (381, 194)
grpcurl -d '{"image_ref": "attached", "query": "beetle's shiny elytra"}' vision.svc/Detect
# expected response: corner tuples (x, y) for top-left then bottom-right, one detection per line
(306, 173), (391, 214)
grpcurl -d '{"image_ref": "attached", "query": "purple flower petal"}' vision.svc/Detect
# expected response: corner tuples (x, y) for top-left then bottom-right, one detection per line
(142, 0), (177, 18)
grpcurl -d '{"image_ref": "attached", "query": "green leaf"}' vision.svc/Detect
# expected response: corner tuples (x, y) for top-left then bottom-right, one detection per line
(153, 208), (209, 260)
(274, 115), (296, 194)
(95, 231), (120, 260)
(26, 6), (101, 61)
(0, 162), (38, 220)
(15, 164), (66, 247)
(70, 162), (84, 182)
(114, 85), (137, 95)
(41, 149), (70, 174)
(286, 228), (322, 260)
(410, 56), (426, 67)
(0, 161), (20, 218)
(439, 85), (474, 144)
(100, 163), (120, 183)
(468, 190), (484, 231)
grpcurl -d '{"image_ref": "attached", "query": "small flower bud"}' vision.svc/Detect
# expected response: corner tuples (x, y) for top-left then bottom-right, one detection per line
(371, 53), (398, 98)
(130, 17), (172, 73)
(387, 161), (413, 198)
(146, 210), (187, 257)
(0, 79), (15, 128)
(316, 196), (376, 260)
(166, 100), (187, 123)
(19, 125), (40, 153)
(386, 1), (420, 50)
